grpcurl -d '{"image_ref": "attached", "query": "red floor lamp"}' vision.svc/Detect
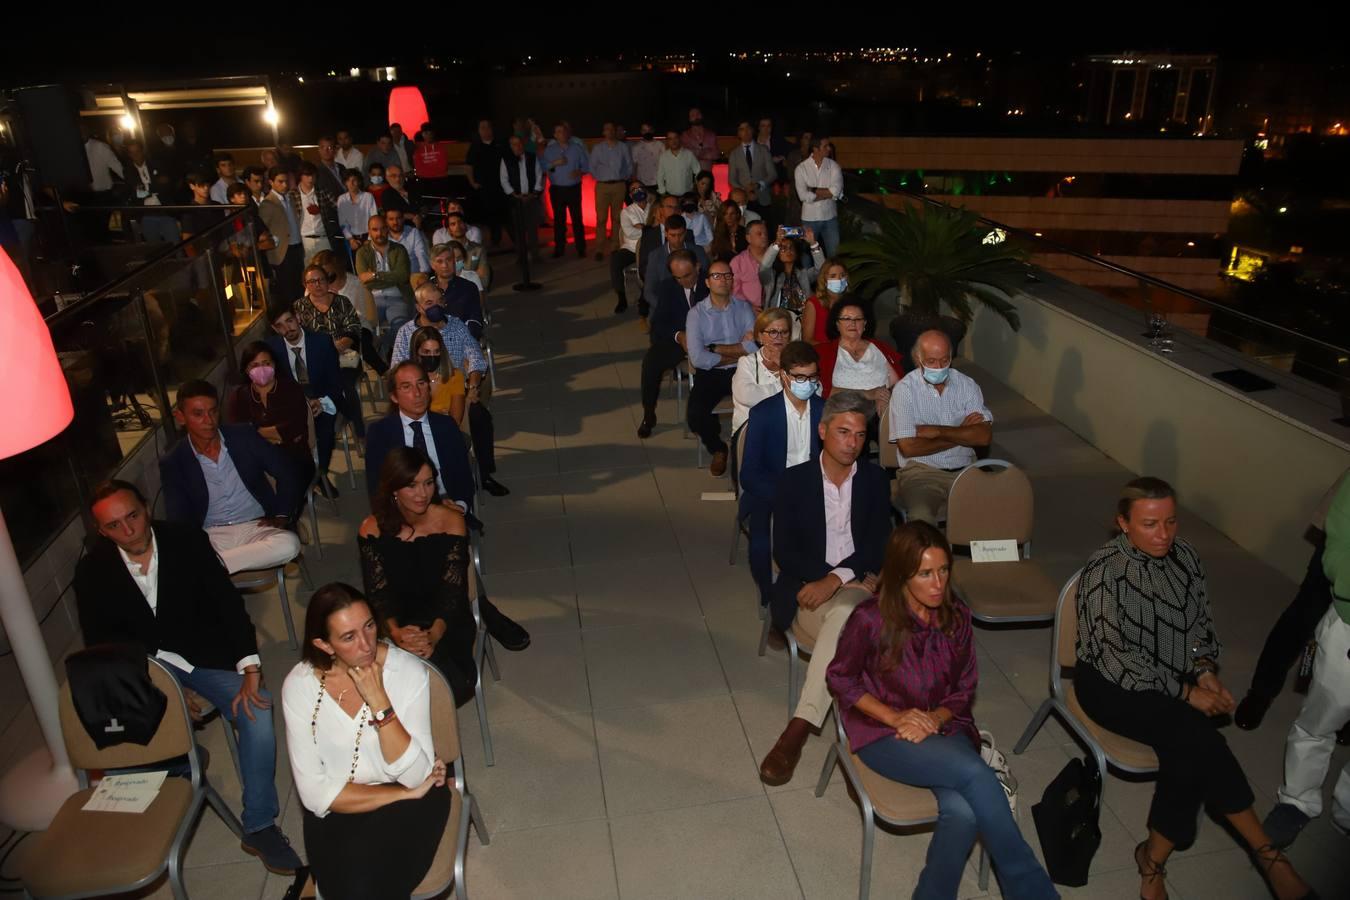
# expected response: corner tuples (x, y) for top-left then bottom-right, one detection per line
(0, 247), (79, 830)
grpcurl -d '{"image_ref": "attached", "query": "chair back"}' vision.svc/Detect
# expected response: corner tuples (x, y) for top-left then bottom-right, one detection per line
(945, 459), (1033, 546)
(418, 657), (463, 779)
(877, 406), (900, 469)
(59, 656), (196, 774)
(1050, 570), (1084, 697)
(732, 423), (747, 496)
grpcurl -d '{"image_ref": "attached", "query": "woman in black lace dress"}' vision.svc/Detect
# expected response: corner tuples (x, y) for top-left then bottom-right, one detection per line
(358, 446), (526, 704)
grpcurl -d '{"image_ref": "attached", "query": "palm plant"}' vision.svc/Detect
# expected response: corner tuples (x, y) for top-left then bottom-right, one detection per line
(838, 202), (1028, 332)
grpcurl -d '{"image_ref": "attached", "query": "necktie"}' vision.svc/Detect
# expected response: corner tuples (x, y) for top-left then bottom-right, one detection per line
(292, 346), (309, 384)
(745, 145), (753, 170)
(410, 419), (428, 454)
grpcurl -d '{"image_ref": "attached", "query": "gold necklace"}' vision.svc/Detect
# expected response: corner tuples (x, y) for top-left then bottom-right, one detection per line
(313, 668), (367, 783)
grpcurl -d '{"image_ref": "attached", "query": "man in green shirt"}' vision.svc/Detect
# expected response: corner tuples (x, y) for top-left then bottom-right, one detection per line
(354, 214), (414, 357)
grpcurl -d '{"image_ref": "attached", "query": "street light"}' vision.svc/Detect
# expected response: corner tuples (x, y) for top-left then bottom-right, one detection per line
(119, 113), (136, 132)
(262, 105), (280, 127)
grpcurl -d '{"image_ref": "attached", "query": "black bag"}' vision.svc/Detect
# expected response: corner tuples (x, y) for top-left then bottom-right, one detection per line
(1031, 755), (1102, 886)
(65, 644), (167, 749)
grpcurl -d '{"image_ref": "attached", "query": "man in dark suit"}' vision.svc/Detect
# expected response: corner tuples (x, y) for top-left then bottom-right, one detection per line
(738, 341), (825, 610)
(637, 249), (707, 439)
(365, 360), (475, 515)
(265, 305), (344, 497)
(639, 214), (709, 324)
(727, 120), (777, 215)
(160, 380), (303, 575)
(74, 480), (302, 873)
(313, 135), (347, 198)
(759, 391), (893, 786)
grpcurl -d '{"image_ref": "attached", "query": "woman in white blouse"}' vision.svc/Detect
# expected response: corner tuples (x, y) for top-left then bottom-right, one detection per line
(282, 582), (449, 900)
(731, 308), (793, 432)
(817, 299), (903, 418)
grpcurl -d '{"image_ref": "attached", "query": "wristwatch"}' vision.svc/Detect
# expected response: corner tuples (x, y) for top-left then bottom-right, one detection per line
(371, 706), (396, 726)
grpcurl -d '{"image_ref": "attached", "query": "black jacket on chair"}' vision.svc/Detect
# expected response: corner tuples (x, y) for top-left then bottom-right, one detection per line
(365, 411), (474, 512)
(769, 457), (892, 630)
(73, 521), (260, 672)
(159, 423), (304, 526)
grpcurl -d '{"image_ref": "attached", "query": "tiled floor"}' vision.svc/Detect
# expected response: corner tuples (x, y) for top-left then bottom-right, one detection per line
(45, 253), (1350, 898)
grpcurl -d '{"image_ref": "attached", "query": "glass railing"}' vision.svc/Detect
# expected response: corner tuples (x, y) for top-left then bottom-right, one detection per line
(840, 171), (1350, 405)
(2, 205), (270, 567)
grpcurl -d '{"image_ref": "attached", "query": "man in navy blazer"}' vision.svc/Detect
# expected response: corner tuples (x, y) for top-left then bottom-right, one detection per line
(637, 248), (708, 438)
(365, 360), (475, 514)
(160, 380), (303, 574)
(266, 305), (344, 497)
(759, 391), (894, 787)
(738, 341), (824, 610)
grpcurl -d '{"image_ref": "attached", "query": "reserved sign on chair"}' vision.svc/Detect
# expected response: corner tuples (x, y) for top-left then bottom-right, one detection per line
(970, 539), (1020, 563)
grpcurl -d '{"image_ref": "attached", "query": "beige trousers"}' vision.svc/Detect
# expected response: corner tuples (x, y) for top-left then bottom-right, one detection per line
(594, 181), (627, 252)
(793, 585), (873, 727)
(894, 463), (960, 525)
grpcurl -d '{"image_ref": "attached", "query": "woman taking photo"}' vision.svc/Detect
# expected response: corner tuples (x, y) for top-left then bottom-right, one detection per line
(281, 582), (449, 900)
(827, 522), (1057, 900)
(759, 225), (825, 331)
(801, 259), (850, 344)
(730, 307), (793, 433)
(358, 447), (529, 705)
(815, 299), (902, 414)
(225, 340), (314, 485)
(1076, 478), (1313, 900)
(410, 325), (466, 426)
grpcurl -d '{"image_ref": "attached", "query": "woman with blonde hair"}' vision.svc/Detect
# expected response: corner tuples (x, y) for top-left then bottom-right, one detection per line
(730, 307), (794, 432)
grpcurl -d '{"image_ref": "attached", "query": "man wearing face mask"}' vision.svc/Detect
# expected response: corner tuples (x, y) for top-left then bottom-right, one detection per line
(631, 123), (662, 194)
(428, 243), (484, 338)
(678, 191), (714, 249)
(887, 329), (993, 525)
(610, 180), (648, 314)
(737, 341), (824, 610)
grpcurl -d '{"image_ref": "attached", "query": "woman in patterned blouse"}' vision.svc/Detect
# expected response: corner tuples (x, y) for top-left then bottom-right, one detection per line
(294, 264), (367, 440)
(1075, 477), (1311, 900)
(828, 522), (1056, 900)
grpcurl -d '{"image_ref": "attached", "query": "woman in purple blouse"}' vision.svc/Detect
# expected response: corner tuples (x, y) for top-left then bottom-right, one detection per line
(827, 522), (1057, 900)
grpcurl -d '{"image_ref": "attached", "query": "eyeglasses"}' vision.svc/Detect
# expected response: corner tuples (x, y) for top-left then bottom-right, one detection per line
(787, 374), (821, 385)
(838, 316), (867, 324)
(707, 272), (734, 281)
(761, 329), (790, 338)
(303, 277), (326, 284)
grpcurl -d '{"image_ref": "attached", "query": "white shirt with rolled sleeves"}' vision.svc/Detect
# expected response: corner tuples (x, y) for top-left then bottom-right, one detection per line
(887, 367), (992, 470)
(795, 155), (844, 222)
(282, 644), (435, 818)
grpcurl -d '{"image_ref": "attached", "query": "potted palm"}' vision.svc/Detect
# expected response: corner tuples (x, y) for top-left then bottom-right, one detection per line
(838, 202), (1027, 357)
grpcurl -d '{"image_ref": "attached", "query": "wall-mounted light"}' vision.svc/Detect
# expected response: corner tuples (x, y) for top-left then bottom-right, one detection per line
(263, 105), (280, 126)
(119, 113), (136, 131)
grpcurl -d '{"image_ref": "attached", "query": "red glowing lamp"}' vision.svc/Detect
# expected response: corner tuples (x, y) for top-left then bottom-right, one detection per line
(388, 86), (430, 135)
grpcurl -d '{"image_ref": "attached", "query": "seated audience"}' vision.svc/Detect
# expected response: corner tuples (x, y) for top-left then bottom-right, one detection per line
(160, 380), (302, 574)
(312, 249), (384, 375)
(727, 187), (762, 225)
(225, 341), (314, 486)
(358, 447), (528, 706)
(886, 329), (992, 525)
(708, 202), (747, 264)
(365, 360), (474, 514)
(75, 480), (302, 874)
(694, 169), (722, 221)
(730, 220), (772, 310)
(760, 225), (825, 327)
(266, 306), (344, 498)
(826, 522), (1057, 900)
(637, 250), (706, 440)
(385, 207), (430, 276)
(366, 161), (388, 206)
(738, 341), (823, 610)
(293, 264), (367, 441)
(411, 325), (466, 425)
(295, 162), (341, 261)
(635, 194), (680, 323)
(1075, 478), (1311, 900)
(431, 241), (486, 325)
(817, 299), (902, 416)
(801, 259), (850, 344)
(355, 214), (415, 357)
(679, 192), (714, 248)
(281, 583), (449, 900)
(434, 211), (490, 288)
(759, 392), (890, 785)
(640, 214), (709, 322)
(730, 308), (793, 433)
(336, 170), (377, 253)
(685, 260), (758, 475)
(379, 165), (419, 228)
(609, 180), (648, 314)
(257, 168), (304, 304)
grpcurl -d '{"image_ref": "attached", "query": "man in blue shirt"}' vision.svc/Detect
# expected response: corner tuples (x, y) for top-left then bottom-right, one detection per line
(589, 122), (633, 261)
(540, 122), (589, 258)
(686, 259), (758, 475)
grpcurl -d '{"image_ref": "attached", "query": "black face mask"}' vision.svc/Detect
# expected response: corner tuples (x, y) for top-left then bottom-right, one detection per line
(681, 201), (697, 214)
(424, 304), (448, 324)
(690, 118), (703, 127)
(419, 353), (442, 372)
(630, 189), (648, 204)
(640, 132), (654, 141)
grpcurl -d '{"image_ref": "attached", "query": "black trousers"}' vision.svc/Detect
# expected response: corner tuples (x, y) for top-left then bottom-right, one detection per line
(303, 783), (450, 900)
(467, 401), (496, 478)
(609, 247), (636, 303)
(272, 243), (304, 305)
(1075, 664), (1254, 848)
(360, 327), (388, 375)
(640, 342), (687, 416)
(687, 367), (734, 455)
(548, 183), (585, 252)
(474, 186), (505, 245)
(337, 367), (366, 439)
(1247, 545), (1332, 700)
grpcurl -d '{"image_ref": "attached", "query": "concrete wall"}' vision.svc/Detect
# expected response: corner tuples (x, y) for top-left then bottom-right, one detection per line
(964, 288), (1350, 583)
(831, 136), (1245, 175)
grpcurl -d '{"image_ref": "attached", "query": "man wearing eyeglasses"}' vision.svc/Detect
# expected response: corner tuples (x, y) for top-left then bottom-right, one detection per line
(683, 259), (758, 475)
(738, 341), (824, 610)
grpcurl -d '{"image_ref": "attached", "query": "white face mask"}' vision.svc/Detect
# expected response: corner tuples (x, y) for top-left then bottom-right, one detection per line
(160, 135), (175, 147)
(826, 277), (848, 294)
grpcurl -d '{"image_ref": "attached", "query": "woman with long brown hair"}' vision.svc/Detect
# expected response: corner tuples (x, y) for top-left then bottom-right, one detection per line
(827, 522), (1056, 900)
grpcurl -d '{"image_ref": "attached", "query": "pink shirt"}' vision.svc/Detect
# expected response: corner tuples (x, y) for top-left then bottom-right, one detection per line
(822, 458), (857, 585)
(730, 247), (764, 309)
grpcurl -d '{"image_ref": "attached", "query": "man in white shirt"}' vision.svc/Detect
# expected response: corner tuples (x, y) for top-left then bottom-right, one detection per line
(83, 131), (124, 194)
(385, 207), (431, 274)
(609, 180), (648, 314)
(295, 162), (335, 260)
(794, 136), (844, 257)
(209, 153), (239, 205)
(630, 123), (663, 191)
(499, 133), (543, 259)
(887, 329), (994, 525)
(657, 130), (701, 197)
(335, 130), (365, 174)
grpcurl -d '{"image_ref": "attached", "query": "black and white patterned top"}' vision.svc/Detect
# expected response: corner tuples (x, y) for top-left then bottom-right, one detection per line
(1075, 533), (1221, 698)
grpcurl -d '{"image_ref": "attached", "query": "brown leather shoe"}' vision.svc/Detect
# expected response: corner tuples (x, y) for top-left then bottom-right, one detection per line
(759, 718), (813, 786)
(710, 449), (728, 476)
(765, 627), (787, 652)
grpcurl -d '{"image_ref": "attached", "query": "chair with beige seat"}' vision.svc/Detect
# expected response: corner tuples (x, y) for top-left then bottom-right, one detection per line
(946, 459), (1059, 623)
(1012, 570), (1160, 806)
(759, 585), (873, 715)
(19, 656), (243, 900)
(815, 701), (990, 900)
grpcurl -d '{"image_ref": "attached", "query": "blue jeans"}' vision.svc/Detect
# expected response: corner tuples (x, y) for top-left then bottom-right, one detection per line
(374, 294), (413, 358)
(802, 217), (840, 257)
(857, 734), (1057, 900)
(166, 663), (280, 834)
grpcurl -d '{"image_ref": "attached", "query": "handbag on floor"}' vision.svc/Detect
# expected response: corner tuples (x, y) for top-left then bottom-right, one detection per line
(1031, 755), (1102, 887)
(979, 729), (1019, 815)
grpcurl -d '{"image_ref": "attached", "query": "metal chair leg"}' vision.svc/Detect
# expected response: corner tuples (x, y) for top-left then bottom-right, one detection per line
(1013, 698), (1053, 754)
(728, 514), (742, 565)
(814, 743), (838, 797)
(340, 426), (356, 490)
(474, 663), (495, 768)
(786, 633), (800, 715)
(204, 783), (244, 839)
(484, 637), (501, 682)
(859, 806), (876, 900)
(307, 495), (323, 559)
(275, 568), (297, 649)
(469, 794), (490, 845)
(977, 843), (990, 890)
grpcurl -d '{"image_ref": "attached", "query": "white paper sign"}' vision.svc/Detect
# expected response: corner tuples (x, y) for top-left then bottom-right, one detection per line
(83, 771), (167, 813)
(970, 539), (1020, 563)
(701, 491), (736, 502)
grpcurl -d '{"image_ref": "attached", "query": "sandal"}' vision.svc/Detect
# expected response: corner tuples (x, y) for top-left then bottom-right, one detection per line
(1252, 844), (1319, 900)
(1134, 841), (1168, 900)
